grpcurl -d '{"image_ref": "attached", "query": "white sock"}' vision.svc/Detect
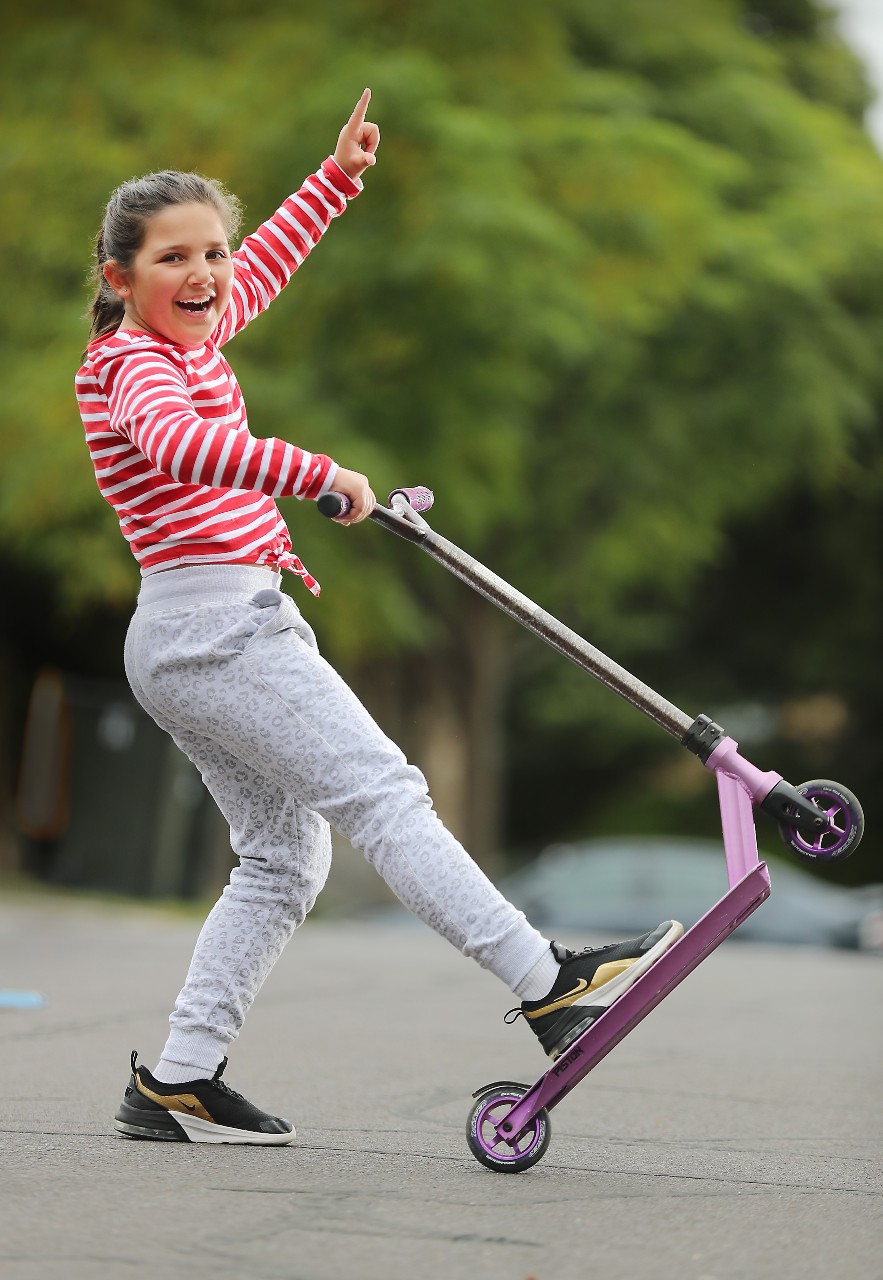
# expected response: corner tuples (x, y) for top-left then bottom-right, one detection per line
(151, 1058), (214, 1085)
(513, 945), (561, 1001)
(153, 1027), (227, 1082)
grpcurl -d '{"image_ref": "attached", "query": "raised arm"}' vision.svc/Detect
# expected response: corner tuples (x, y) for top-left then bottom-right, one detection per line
(216, 90), (380, 345)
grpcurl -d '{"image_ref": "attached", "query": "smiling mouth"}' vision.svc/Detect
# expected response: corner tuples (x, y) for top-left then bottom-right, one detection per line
(175, 296), (214, 316)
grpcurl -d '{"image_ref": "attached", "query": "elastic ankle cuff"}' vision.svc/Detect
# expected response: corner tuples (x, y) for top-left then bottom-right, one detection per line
(513, 946), (560, 1001)
(160, 1028), (228, 1076)
(485, 920), (552, 993)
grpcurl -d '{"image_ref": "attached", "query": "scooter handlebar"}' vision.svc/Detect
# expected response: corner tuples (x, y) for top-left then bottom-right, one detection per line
(317, 486), (434, 520)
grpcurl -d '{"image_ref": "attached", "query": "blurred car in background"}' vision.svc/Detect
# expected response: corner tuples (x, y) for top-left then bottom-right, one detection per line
(500, 837), (883, 952)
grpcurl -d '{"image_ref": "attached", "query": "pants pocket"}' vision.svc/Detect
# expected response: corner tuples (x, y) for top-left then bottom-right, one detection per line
(242, 589), (306, 655)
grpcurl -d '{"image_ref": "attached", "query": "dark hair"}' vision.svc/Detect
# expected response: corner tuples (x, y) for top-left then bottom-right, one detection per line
(86, 170), (242, 345)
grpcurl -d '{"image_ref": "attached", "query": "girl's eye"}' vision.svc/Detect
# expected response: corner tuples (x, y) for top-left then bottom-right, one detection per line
(157, 250), (226, 264)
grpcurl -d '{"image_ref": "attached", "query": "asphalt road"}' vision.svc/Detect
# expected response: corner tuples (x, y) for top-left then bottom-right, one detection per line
(1, 887), (881, 1280)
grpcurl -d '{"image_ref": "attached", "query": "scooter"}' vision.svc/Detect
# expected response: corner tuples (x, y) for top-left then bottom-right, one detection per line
(319, 486), (864, 1173)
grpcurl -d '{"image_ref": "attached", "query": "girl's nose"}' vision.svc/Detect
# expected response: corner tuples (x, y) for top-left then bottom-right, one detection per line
(188, 261), (213, 285)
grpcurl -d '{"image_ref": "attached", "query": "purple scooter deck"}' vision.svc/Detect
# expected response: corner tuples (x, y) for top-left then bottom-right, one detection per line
(487, 764), (773, 1147)
(493, 862), (771, 1142)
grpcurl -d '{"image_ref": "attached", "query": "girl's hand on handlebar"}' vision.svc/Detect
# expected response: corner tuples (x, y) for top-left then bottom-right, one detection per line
(329, 468), (375, 524)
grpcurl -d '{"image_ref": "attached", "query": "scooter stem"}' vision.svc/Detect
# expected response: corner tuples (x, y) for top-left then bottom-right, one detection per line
(371, 498), (694, 740)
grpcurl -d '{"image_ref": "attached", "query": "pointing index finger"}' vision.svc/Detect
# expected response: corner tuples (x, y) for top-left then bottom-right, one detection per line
(348, 87), (371, 128)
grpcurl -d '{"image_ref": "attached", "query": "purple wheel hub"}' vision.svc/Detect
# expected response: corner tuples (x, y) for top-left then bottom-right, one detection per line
(466, 1087), (550, 1171)
(783, 778), (859, 860)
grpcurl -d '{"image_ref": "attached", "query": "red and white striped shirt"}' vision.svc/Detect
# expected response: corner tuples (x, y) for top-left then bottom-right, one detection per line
(75, 157), (361, 595)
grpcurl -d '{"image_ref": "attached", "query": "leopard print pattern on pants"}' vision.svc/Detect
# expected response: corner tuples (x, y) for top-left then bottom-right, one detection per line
(125, 566), (547, 1070)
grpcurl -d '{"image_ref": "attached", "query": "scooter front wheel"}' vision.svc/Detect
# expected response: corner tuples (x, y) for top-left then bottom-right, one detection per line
(466, 1084), (551, 1173)
(778, 779), (864, 862)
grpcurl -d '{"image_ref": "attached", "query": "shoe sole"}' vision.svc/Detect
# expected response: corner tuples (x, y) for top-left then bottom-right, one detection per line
(114, 1106), (295, 1146)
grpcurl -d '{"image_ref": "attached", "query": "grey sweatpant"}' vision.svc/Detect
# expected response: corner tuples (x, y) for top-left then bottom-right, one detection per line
(124, 565), (548, 1073)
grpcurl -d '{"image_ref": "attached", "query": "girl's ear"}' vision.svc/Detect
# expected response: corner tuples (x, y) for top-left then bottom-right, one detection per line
(102, 260), (130, 298)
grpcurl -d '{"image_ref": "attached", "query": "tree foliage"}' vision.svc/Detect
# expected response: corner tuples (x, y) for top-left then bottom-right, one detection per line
(2, 0), (882, 868)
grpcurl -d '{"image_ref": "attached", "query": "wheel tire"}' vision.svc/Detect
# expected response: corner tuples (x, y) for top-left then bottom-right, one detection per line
(778, 779), (864, 863)
(466, 1084), (551, 1173)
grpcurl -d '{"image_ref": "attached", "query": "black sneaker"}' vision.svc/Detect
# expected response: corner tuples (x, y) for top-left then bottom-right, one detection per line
(113, 1051), (295, 1145)
(510, 920), (684, 1059)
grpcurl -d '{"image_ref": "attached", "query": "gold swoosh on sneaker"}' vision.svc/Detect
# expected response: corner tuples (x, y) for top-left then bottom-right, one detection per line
(525, 978), (590, 1019)
(136, 1076), (214, 1122)
(525, 959), (639, 1020)
(589, 958), (638, 988)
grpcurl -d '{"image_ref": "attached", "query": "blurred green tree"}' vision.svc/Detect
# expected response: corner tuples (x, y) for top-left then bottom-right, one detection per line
(1, 0), (881, 869)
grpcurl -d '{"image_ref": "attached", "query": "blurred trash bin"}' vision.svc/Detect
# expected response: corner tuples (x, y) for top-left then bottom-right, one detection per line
(16, 668), (231, 899)
(14, 667), (69, 844)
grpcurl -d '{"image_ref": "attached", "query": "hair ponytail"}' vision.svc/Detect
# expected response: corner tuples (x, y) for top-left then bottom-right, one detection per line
(86, 229), (126, 346)
(83, 170), (242, 354)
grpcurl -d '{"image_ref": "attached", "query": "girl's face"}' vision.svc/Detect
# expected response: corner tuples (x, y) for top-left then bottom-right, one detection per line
(104, 201), (234, 346)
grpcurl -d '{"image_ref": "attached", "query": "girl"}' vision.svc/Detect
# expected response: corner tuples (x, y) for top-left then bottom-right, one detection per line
(76, 90), (682, 1145)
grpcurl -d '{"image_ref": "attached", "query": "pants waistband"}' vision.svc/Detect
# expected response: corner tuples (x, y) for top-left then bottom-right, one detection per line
(136, 565), (283, 610)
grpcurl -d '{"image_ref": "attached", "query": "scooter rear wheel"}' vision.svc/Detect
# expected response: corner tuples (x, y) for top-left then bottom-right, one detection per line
(778, 779), (864, 862)
(466, 1084), (551, 1173)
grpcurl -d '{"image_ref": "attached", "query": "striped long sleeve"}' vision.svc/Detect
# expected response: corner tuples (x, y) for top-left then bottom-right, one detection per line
(75, 159), (360, 592)
(216, 157), (361, 345)
(99, 344), (332, 501)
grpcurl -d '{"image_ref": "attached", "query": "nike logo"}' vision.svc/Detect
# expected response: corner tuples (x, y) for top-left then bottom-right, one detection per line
(526, 979), (590, 1020)
(137, 1076), (211, 1121)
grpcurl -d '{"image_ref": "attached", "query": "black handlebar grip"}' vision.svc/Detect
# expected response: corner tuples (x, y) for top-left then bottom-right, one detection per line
(317, 492), (352, 519)
(318, 486), (434, 520)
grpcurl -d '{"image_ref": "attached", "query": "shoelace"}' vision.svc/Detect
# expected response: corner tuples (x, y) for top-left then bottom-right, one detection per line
(552, 942), (604, 963)
(211, 1058), (246, 1102)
